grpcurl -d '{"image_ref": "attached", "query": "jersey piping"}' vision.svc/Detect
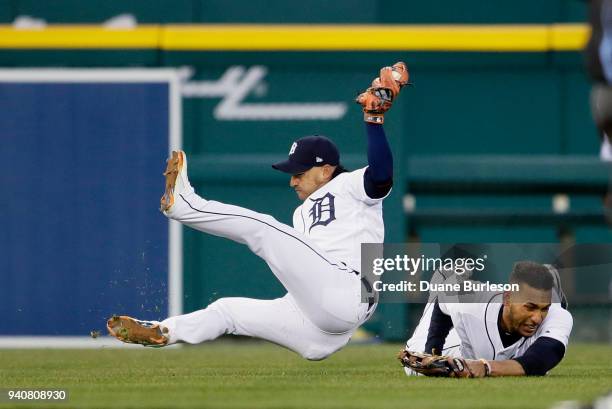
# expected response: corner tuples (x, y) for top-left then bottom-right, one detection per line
(180, 193), (351, 272)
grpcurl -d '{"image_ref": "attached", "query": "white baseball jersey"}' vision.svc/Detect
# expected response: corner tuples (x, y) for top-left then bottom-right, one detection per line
(160, 165), (387, 360)
(292, 167), (387, 272)
(439, 294), (573, 361)
(404, 269), (466, 359)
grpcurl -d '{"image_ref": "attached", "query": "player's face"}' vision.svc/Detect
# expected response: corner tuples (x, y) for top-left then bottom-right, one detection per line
(289, 166), (332, 200)
(505, 284), (552, 337)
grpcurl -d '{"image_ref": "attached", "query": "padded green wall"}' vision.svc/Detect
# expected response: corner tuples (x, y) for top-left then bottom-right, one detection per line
(1, 47), (603, 339)
(1, 0), (606, 341)
(1, 0), (588, 23)
(0, 0), (12, 22)
(14, 0), (196, 23)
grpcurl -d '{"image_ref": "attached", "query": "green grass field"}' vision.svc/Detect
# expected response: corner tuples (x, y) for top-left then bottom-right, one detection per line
(0, 341), (610, 409)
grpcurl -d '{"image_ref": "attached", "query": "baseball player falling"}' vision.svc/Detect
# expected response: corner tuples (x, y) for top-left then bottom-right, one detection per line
(107, 62), (408, 359)
(399, 261), (573, 377)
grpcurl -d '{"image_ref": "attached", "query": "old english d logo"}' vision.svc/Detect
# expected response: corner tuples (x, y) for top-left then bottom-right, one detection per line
(309, 192), (336, 232)
(289, 142), (297, 155)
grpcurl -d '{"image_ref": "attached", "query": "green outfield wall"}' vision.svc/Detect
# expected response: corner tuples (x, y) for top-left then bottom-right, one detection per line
(1, 0), (609, 340)
(0, 0), (589, 24)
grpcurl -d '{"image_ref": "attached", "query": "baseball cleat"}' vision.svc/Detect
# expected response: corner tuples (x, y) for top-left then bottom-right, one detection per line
(160, 150), (191, 212)
(106, 315), (169, 347)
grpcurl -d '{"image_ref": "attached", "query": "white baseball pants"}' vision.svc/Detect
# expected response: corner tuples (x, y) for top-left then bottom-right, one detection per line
(161, 188), (373, 360)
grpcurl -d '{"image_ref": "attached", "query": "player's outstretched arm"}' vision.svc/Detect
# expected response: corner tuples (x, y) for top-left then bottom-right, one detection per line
(356, 61), (409, 199)
(487, 336), (564, 376)
(511, 336), (566, 376)
(481, 337), (566, 377)
(487, 359), (526, 376)
(400, 336), (566, 378)
(363, 123), (393, 198)
(484, 349), (562, 377)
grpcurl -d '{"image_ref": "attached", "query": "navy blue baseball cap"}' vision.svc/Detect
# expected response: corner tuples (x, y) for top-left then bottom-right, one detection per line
(272, 135), (340, 174)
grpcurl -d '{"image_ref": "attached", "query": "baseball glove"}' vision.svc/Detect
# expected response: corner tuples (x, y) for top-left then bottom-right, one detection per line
(397, 350), (478, 378)
(356, 61), (409, 124)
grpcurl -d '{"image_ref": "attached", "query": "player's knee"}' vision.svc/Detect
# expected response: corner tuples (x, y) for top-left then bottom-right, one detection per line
(206, 299), (236, 331)
(300, 348), (331, 361)
(300, 344), (340, 361)
(207, 298), (234, 317)
(207, 298), (224, 310)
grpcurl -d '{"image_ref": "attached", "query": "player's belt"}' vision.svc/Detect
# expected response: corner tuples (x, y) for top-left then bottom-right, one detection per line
(360, 276), (377, 310)
(342, 262), (378, 312)
(358, 273), (378, 312)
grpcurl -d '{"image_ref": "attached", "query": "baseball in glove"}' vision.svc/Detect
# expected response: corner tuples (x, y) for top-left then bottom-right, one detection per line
(397, 349), (490, 378)
(356, 61), (409, 124)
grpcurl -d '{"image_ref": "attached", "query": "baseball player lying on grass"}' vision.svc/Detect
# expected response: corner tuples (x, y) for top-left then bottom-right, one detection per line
(106, 62), (408, 360)
(399, 261), (573, 377)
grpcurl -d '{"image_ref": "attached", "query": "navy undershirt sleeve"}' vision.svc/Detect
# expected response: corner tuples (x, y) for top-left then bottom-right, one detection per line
(363, 123), (393, 199)
(424, 301), (454, 355)
(513, 337), (566, 376)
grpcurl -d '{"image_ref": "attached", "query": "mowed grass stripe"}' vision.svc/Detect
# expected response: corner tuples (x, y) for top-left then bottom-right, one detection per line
(0, 342), (610, 409)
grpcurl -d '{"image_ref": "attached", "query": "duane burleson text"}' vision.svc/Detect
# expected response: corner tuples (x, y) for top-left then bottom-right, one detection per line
(373, 280), (520, 292)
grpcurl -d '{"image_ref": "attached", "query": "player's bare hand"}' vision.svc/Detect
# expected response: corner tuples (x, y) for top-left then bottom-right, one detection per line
(464, 359), (489, 378)
(447, 358), (490, 378)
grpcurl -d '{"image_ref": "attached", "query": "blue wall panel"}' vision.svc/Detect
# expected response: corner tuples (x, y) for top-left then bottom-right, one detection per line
(0, 82), (170, 335)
